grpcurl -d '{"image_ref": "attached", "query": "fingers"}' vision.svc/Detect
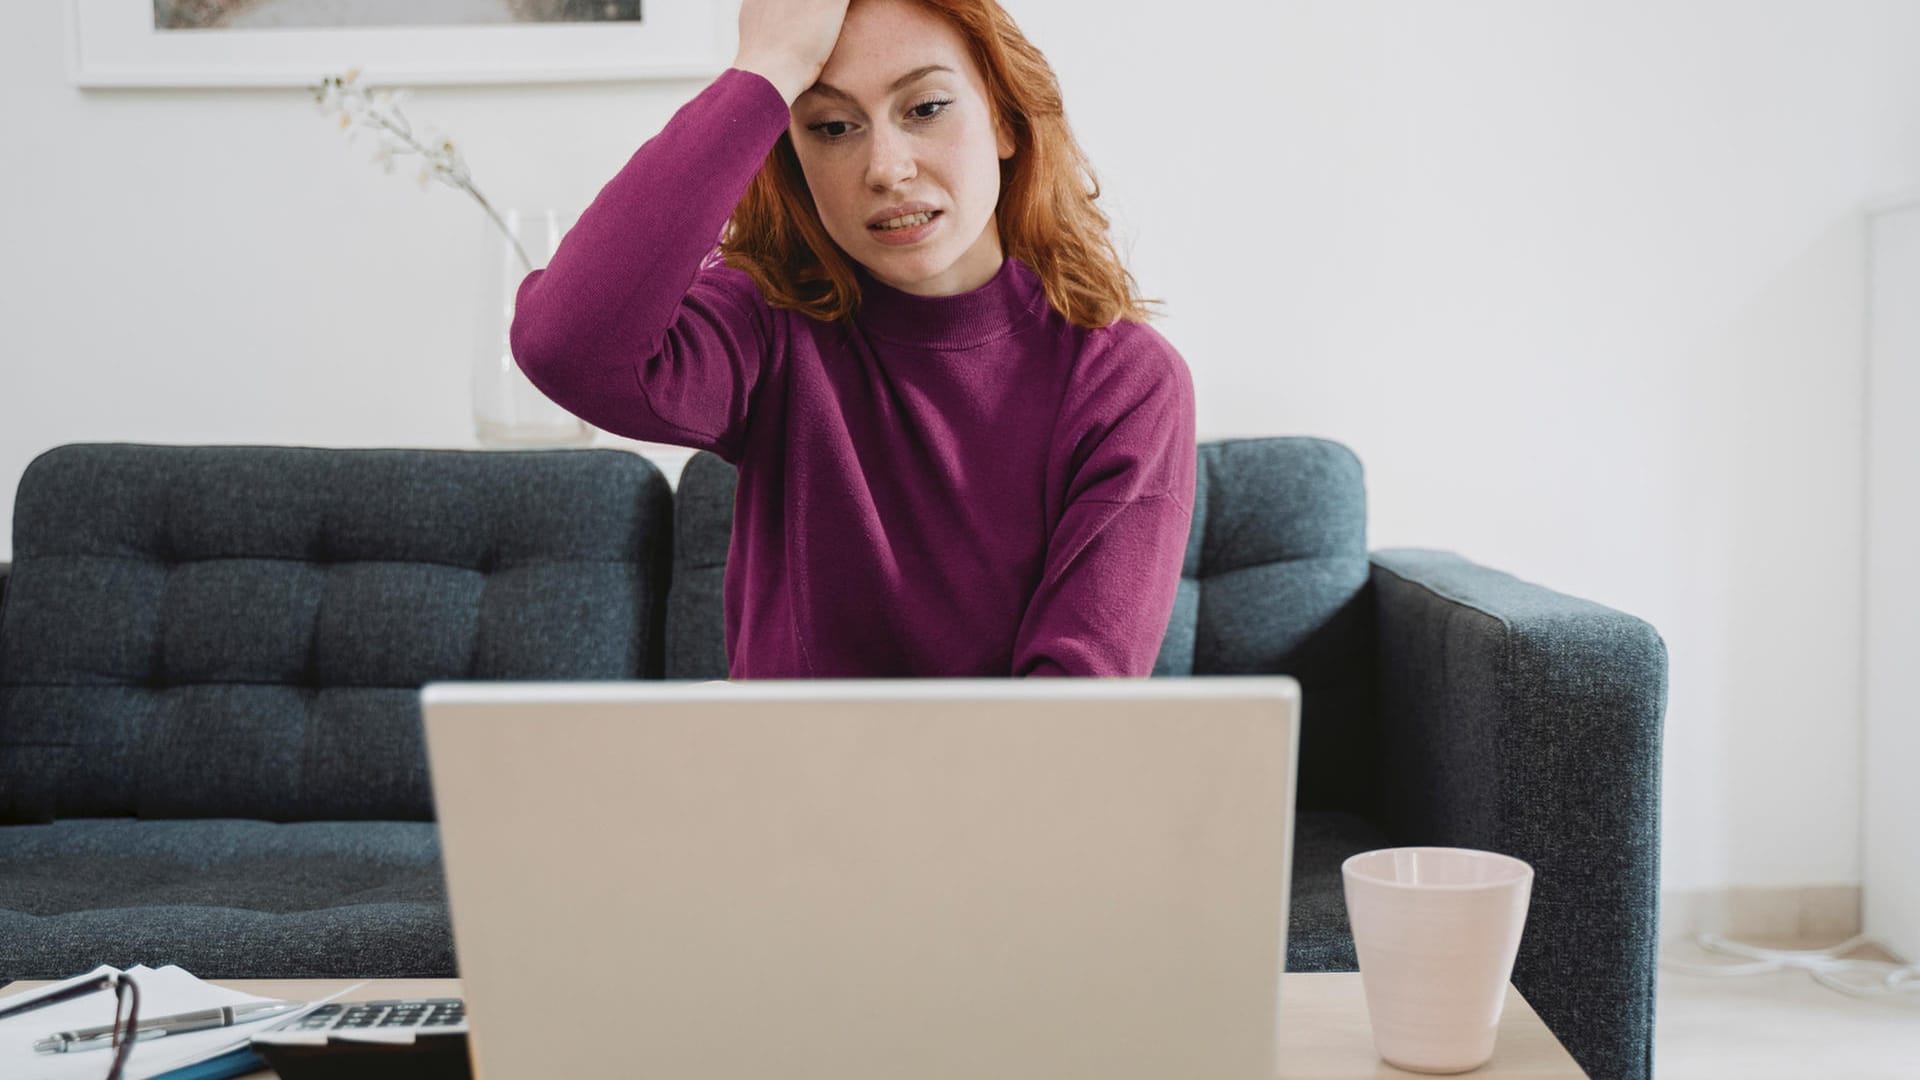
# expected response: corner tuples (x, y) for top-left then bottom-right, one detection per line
(733, 0), (852, 105)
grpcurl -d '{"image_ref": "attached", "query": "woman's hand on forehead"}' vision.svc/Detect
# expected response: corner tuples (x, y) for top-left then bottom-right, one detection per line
(734, 0), (852, 106)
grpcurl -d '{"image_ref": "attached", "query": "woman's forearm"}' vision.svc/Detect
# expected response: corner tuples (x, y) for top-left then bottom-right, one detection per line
(507, 69), (791, 450)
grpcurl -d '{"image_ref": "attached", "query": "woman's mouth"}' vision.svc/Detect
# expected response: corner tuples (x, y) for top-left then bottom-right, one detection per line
(868, 210), (943, 246)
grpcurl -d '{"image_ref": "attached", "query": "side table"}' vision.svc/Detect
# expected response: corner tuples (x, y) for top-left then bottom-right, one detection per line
(1, 972), (1586, 1078)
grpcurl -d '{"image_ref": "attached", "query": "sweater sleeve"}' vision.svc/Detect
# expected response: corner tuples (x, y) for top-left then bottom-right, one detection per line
(508, 69), (792, 462)
(1012, 328), (1198, 677)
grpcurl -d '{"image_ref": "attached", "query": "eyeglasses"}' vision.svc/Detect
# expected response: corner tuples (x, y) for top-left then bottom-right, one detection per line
(0, 969), (141, 1080)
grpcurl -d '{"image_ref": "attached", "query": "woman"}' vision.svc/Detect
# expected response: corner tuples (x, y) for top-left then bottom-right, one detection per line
(511, 0), (1196, 678)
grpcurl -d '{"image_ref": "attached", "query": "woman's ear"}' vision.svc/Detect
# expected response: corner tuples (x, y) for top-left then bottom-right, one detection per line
(996, 114), (1015, 161)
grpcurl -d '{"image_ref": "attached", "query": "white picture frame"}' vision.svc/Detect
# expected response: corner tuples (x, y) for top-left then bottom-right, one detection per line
(67, 1), (735, 88)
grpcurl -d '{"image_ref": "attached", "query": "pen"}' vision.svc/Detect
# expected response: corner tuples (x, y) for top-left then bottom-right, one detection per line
(33, 1001), (304, 1054)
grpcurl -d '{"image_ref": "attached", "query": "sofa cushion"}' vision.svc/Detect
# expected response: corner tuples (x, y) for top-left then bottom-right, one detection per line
(666, 451), (736, 681)
(0, 818), (451, 980)
(1286, 810), (1387, 973)
(1172, 439), (1377, 814)
(669, 439), (1369, 679)
(0, 444), (673, 824)
(1, 811), (1382, 982)
(670, 438), (1379, 813)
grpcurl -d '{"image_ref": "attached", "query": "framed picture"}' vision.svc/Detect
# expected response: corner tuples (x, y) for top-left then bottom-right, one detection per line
(68, 0), (735, 88)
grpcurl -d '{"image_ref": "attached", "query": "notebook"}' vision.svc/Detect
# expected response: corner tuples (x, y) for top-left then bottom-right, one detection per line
(0, 965), (357, 1080)
(420, 676), (1301, 1079)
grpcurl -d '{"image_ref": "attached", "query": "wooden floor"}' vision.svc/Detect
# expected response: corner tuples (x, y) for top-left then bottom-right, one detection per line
(1654, 936), (1920, 1078)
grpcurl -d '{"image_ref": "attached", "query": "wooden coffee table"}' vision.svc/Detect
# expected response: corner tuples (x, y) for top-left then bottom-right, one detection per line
(2, 973), (1586, 1078)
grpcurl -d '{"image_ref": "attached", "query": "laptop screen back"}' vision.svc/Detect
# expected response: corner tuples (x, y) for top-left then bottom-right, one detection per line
(422, 677), (1300, 1080)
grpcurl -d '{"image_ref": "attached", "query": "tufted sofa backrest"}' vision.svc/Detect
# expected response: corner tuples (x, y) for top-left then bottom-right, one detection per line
(1165, 438), (1377, 811)
(0, 444), (673, 824)
(669, 437), (1378, 812)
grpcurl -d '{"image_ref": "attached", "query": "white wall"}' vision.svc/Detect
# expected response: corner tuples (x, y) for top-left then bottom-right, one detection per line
(1864, 195), (1920, 962)
(4, 0), (1917, 897)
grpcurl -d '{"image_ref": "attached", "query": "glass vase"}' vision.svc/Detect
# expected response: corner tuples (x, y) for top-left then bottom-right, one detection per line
(472, 208), (596, 449)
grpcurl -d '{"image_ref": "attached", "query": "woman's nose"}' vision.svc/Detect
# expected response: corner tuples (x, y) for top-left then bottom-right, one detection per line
(864, 128), (915, 189)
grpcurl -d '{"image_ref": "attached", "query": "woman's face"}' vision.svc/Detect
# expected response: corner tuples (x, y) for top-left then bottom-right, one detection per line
(789, 0), (1015, 298)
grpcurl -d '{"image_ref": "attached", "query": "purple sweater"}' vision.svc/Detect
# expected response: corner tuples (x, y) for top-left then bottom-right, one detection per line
(510, 68), (1196, 678)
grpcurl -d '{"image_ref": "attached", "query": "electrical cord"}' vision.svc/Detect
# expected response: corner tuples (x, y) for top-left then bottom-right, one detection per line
(1661, 933), (1920, 1003)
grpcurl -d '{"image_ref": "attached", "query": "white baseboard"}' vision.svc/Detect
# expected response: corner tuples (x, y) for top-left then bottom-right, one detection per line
(1660, 885), (1862, 944)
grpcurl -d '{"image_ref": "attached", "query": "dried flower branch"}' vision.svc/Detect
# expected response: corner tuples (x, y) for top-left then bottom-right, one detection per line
(311, 67), (533, 274)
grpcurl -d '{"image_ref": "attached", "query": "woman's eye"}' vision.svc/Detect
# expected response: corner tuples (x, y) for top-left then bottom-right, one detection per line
(806, 99), (951, 141)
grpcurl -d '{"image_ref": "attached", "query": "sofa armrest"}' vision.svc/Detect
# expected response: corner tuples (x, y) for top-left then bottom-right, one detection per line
(1370, 548), (1667, 1080)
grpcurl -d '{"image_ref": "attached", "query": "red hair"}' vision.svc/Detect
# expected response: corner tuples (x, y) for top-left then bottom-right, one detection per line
(718, 0), (1160, 329)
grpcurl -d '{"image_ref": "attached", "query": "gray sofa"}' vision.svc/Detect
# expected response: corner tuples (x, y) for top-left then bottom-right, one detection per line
(0, 440), (1666, 1080)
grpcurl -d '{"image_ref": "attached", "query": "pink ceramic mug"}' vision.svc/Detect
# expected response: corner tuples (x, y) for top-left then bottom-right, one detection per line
(1341, 847), (1535, 1074)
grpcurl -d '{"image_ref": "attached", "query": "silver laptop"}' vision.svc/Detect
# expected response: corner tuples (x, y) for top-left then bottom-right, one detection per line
(420, 677), (1300, 1080)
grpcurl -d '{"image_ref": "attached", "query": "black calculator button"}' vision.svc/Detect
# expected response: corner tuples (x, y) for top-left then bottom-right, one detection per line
(336, 1005), (388, 1027)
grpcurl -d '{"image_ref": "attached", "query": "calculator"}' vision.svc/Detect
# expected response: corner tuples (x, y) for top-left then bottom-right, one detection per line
(283, 998), (468, 1036)
(250, 998), (471, 1080)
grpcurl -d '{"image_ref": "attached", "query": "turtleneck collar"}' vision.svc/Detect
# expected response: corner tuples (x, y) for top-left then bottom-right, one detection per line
(852, 256), (1050, 349)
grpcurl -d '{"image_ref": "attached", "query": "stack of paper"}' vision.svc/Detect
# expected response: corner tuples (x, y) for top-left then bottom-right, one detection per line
(0, 964), (349, 1080)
